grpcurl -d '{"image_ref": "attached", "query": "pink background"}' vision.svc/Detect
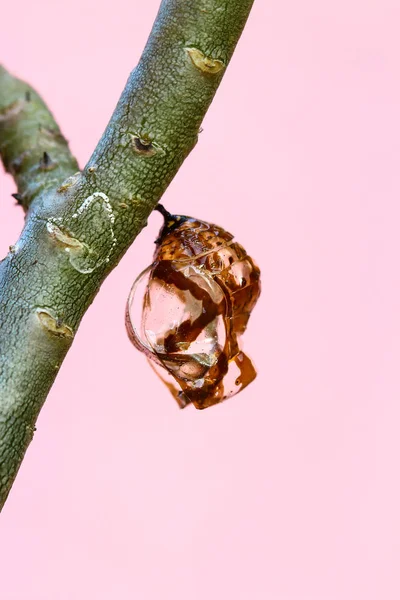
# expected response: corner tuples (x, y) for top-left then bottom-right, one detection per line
(1, 1), (400, 598)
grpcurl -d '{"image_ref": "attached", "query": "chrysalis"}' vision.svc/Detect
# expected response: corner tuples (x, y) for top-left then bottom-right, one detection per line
(126, 205), (261, 409)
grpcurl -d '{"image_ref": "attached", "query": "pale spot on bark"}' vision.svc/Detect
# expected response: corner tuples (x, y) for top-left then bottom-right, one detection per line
(185, 48), (225, 74)
(48, 191), (117, 274)
(36, 309), (74, 338)
(57, 172), (81, 193)
(0, 99), (24, 122)
(46, 222), (84, 250)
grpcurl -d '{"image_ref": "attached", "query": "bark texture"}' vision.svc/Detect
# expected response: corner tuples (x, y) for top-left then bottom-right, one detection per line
(0, 0), (254, 509)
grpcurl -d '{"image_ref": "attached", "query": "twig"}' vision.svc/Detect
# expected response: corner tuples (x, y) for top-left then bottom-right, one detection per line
(0, 0), (254, 509)
(0, 66), (79, 210)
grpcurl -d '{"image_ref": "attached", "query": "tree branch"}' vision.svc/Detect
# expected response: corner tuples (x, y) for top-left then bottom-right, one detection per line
(0, 66), (79, 211)
(0, 0), (254, 510)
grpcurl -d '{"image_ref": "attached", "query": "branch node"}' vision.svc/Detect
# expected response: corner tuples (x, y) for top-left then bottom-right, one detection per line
(46, 221), (84, 250)
(130, 134), (164, 157)
(36, 309), (74, 339)
(185, 47), (225, 74)
(57, 172), (81, 193)
(39, 151), (57, 171)
(0, 98), (25, 122)
(47, 192), (117, 274)
(40, 126), (68, 144)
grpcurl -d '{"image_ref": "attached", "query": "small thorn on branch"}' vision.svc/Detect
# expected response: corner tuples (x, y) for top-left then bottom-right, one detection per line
(11, 193), (23, 205)
(39, 151), (57, 171)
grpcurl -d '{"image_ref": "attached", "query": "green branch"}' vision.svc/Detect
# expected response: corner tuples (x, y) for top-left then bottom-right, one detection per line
(0, 0), (254, 510)
(0, 66), (79, 210)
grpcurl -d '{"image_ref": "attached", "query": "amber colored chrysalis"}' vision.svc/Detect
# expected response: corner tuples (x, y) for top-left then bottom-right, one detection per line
(125, 205), (261, 409)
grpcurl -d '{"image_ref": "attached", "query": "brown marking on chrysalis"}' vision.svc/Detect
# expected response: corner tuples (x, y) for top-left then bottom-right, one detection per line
(143, 211), (261, 409)
(151, 260), (226, 354)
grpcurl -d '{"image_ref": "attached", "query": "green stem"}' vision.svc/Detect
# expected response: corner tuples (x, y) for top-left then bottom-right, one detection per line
(0, 0), (254, 510)
(0, 66), (79, 210)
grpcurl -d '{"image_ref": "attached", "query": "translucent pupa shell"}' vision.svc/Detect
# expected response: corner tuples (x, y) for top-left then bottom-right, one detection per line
(126, 205), (261, 409)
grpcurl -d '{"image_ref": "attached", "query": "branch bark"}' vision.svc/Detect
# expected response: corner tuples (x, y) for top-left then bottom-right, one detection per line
(0, 65), (79, 210)
(0, 0), (254, 510)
